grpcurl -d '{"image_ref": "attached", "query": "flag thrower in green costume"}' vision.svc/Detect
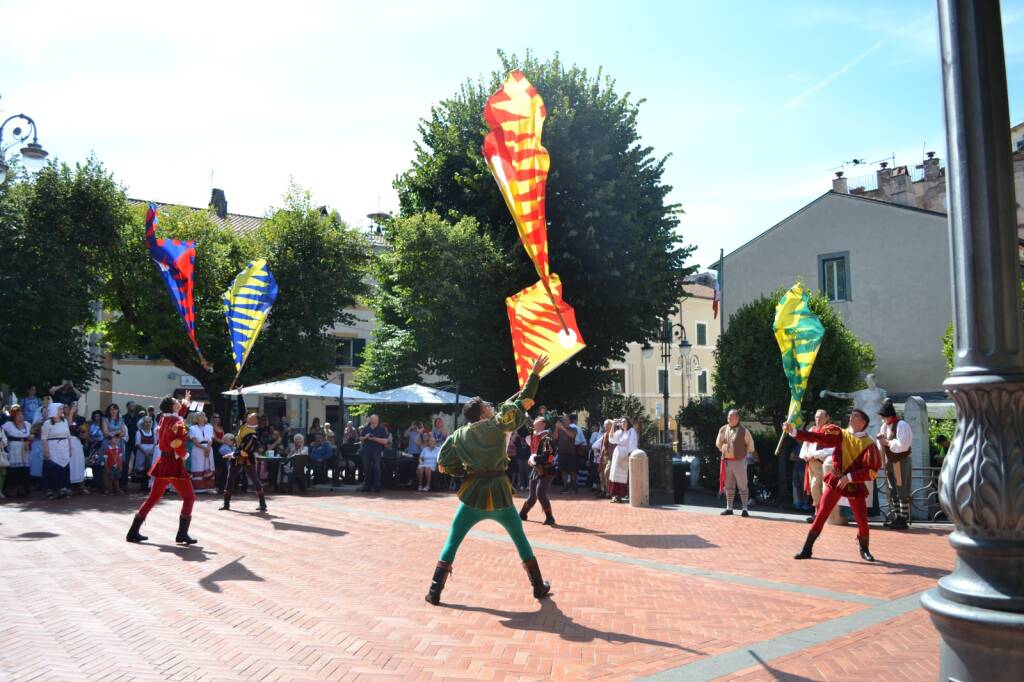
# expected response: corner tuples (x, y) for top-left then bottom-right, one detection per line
(425, 355), (553, 607)
(773, 282), (825, 428)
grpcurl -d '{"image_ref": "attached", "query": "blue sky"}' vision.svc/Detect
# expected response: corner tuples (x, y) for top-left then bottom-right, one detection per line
(3, 0), (1023, 269)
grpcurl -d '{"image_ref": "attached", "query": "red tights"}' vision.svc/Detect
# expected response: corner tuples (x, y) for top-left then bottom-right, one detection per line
(810, 483), (869, 538)
(137, 477), (195, 519)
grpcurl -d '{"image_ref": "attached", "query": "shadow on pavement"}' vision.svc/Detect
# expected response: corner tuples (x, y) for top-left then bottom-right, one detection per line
(3, 531), (60, 541)
(813, 556), (948, 579)
(750, 651), (818, 681)
(600, 533), (717, 550)
(445, 599), (704, 654)
(154, 543), (218, 562)
(271, 520), (347, 537)
(199, 556), (264, 593)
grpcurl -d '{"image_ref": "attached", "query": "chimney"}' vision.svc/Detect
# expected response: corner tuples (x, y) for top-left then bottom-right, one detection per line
(876, 161), (893, 198)
(210, 188), (227, 219)
(923, 151), (941, 181)
(832, 171), (849, 194)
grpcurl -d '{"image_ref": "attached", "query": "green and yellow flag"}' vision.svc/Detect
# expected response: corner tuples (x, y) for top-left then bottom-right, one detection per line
(773, 283), (824, 428)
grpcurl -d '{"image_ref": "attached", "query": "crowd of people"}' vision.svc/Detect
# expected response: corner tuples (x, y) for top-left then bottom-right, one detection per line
(0, 381), (644, 514)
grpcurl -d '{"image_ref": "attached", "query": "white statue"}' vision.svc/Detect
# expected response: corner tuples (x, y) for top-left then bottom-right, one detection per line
(820, 373), (888, 440)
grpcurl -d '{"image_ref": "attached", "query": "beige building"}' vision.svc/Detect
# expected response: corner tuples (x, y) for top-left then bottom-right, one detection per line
(607, 281), (717, 446)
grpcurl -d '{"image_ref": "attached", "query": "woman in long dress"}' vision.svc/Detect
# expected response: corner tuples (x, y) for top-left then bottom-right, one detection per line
(2, 406), (33, 497)
(188, 412), (215, 492)
(607, 417), (638, 503)
(41, 403), (72, 499)
(134, 416), (156, 491)
(69, 420), (88, 493)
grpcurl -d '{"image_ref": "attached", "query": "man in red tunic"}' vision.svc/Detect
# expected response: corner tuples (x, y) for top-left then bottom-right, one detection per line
(126, 394), (197, 545)
(784, 408), (883, 562)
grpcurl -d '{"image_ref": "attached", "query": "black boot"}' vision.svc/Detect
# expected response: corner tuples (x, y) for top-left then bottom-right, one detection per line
(257, 494), (267, 512)
(126, 514), (148, 543)
(542, 506), (555, 526)
(219, 494), (231, 511)
(794, 530), (819, 560)
(175, 515), (197, 545)
(424, 560), (452, 605)
(523, 557), (551, 599)
(858, 536), (875, 562)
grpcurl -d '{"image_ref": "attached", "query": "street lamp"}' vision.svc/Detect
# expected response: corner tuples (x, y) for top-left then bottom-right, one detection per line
(0, 99), (48, 178)
(642, 316), (687, 445)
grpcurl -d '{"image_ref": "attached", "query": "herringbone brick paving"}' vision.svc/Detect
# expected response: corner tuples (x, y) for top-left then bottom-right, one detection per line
(0, 488), (951, 681)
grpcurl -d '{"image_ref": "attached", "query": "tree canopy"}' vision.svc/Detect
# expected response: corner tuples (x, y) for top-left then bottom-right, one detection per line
(99, 184), (371, 418)
(713, 289), (876, 429)
(0, 159), (125, 391)
(387, 51), (694, 408)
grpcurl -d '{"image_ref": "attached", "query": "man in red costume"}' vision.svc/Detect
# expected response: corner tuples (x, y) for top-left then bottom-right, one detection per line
(126, 393), (197, 545)
(785, 408), (882, 562)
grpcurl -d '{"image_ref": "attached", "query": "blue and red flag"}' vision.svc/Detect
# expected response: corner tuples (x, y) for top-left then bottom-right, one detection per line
(145, 203), (210, 369)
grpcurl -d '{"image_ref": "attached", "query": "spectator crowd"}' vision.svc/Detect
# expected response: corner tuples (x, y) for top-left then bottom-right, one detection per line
(1, 383), (643, 508)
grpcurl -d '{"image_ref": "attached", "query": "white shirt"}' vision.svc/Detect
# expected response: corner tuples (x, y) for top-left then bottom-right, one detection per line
(880, 420), (913, 454)
(41, 418), (71, 467)
(611, 427), (638, 456)
(2, 421), (31, 466)
(799, 425), (835, 462)
(135, 428), (156, 454)
(189, 424), (214, 447)
(419, 445), (440, 469)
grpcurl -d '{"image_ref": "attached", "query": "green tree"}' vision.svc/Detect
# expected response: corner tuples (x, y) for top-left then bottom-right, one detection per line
(389, 51), (694, 407)
(677, 396), (726, 454)
(713, 289), (876, 430)
(0, 158), (125, 392)
(355, 212), (514, 398)
(941, 281), (1024, 371)
(101, 184), (370, 420)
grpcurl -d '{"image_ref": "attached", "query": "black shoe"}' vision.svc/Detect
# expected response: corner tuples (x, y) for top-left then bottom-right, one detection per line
(519, 509), (528, 521)
(858, 536), (875, 562)
(720, 509), (734, 516)
(741, 509), (749, 517)
(126, 514), (148, 543)
(219, 496), (231, 511)
(890, 518), (909, 530)
(425, 561), (452, 605)
(257, 495), (267, 512)
(523, 557), (551, 599)
(805, 516), (815, 524)
(543, 515), (556, 526)
(794, 531), (819, 560)
(175, 515), (197, 545)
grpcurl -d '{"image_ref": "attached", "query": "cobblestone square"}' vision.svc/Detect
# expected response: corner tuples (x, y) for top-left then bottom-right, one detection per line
(0, 489), (953, 681)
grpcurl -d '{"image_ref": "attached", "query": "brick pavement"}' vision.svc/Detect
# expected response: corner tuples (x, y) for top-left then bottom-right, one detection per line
(0, 488), (952, 681)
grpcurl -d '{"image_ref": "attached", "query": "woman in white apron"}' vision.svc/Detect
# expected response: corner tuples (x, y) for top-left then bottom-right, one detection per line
(135, 416), (156, 491)
(2, 406), (33, 497)
(188, 412), (215, 492)
(607, 417), (638, 503)
(40, 403), (72, 499)
(69, 421), (88, 491)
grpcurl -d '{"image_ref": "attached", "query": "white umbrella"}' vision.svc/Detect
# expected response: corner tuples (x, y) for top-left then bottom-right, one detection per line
(368, 383), (473, 406)
(222, 376), (377, 403)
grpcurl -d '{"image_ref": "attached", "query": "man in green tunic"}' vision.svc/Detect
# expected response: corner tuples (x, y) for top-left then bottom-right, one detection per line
(425, 355), (551, 605)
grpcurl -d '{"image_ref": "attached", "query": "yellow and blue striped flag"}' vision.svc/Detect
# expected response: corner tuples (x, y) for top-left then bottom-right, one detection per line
(773, 282), (824, 428)
(222, 259), (279, 375)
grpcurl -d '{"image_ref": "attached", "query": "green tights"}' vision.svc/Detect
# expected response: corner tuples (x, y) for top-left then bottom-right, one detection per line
(439, 502), (535, 564)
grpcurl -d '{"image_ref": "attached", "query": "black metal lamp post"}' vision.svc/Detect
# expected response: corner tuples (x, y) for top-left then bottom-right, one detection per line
(644, 317), (687, 445)
(920, 2), (1024, 679)
(0, 100), (48, 178)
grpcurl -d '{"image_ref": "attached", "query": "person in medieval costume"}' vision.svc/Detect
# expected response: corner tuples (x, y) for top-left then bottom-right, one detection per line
(425, 355), (551, 606)
(877, 399), (913, 530)
(519, 416), (556, 525)
(220, 394), (267, 512)
(785, 408), (883, 562)
(126, 394), (197, 545)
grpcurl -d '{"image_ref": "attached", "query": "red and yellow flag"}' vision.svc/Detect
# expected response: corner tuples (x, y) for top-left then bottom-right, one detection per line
(483, 70), (551, 281)
(506, 274), (586, 388)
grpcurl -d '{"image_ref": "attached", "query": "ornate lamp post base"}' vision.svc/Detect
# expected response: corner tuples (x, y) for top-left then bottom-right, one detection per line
(923, 2), (1024, 679)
